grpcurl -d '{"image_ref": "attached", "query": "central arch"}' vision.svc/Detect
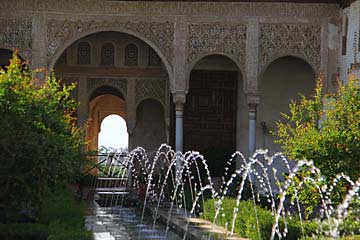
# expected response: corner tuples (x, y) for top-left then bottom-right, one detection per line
(48, 27), (174, 90)
(184, 54), (246, 175)
(53, 31), (171, 153)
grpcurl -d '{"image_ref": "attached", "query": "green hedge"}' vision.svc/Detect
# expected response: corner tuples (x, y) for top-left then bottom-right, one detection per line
(202, 198), (316, 240)
(39, 188), (85, 224)
(0, 223), (48, 240)
(41, 188), (93, 240)
(48, 231), (93, 240)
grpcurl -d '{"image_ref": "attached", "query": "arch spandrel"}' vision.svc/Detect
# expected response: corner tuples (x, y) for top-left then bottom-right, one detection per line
(0, 18), (32, 62)
(187, 22), (247, 74)
(259, 23), (322, 76)
(135, 78), (168, 109)
(46, 19), (174, 87)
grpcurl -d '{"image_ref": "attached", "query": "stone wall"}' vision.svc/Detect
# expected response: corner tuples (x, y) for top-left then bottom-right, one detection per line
(0, 0), (340, 95)
(339, 1), (360, 82)
(0, 0), (343, 154)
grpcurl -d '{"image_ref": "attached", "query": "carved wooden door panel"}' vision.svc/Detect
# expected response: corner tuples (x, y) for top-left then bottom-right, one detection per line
(184, 70), (237, 152)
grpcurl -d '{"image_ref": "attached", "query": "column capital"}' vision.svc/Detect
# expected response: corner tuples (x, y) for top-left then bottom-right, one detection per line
(246, 93), (260, 105)
(246, 93), (260, 113)
(172, 91), (187, 111)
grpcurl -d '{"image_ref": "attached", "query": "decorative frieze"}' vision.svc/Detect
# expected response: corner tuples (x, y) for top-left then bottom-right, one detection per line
(188, 23), (246, 68)
(259, 23), (321, 72)
(0, 18), (32, 59)
(47, 19), (174, 68)
(1, 1), (339, 18)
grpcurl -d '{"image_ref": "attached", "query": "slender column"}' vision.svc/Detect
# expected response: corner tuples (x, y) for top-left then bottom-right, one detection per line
(245, 18), (260, 158)
(248, 104), (257, 157)
(247, 94), (260, 157)
(175, 102), (184, 153)
(173, 92), (186, 152)
(173, 92), (186, 176)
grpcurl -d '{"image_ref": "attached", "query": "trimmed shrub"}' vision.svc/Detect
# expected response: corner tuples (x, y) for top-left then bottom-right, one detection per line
(39, 188), (85, 225)
(48, 231), (93, 240)
(40, 188), (93, 240)
(202, 198), (316, 240)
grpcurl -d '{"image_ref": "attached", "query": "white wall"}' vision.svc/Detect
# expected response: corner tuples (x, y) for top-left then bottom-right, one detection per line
(339, 1), (360, 82)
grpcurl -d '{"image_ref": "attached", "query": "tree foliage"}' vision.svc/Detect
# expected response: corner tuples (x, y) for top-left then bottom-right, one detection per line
(0, 54), (86, 221)
(274, 77), (360, 181)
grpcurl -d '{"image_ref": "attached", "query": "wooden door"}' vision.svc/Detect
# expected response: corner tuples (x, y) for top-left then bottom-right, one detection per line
(184, 70), (237, 153)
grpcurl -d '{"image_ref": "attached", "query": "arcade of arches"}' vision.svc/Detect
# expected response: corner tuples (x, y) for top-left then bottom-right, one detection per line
(1, 33), (316, 163)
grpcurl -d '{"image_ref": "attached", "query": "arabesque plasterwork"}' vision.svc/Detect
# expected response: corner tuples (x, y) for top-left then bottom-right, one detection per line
(0, 18), (32, 60)
(188, 23), (246, 69)
(259, 23), (322, 73)
(135, 78), (168, 107)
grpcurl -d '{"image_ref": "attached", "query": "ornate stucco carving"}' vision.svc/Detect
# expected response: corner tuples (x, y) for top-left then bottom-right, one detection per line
(135, 78), (167, 107)
(1, 1), (338, 18)
(87, 77), (127, 98)
(0, 18), (32, 59)
(188, 23), (246, 68)
(259, 23), (321, 72)
(47, 19), (174, 67)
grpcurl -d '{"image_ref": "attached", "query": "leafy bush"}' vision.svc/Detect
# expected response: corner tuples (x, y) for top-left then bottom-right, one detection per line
(202, 198), (316, 240)
(274, 77), (360, 181)
(0, 54), (87, 220)
(0, 223), (48, 240)
(338, 199), (360, 236)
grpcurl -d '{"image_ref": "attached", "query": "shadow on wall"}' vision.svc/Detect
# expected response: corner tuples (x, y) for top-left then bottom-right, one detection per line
(258, 56), (316, 153)
(133, 99), (166, 152)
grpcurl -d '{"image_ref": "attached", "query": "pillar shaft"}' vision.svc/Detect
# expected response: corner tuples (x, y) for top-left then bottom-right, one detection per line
(248, 104), (257, 157)
(173, 92), (186, 153)
(247, 94), (260, 157)
(175, 103), (184, 153)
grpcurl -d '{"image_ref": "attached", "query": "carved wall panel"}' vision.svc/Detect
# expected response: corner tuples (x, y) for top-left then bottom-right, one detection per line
(0, 18), (32, 60)
(125, 44), (138, 66)
(101, 42), (115, 66)
(259, 23), (321, 73)
(47, 19), (174, 68)
(188, 23), (246, 69)
(87, 77), (127, 98)
(135, 78), (167, 107)
(77, 42), (91, 64)
(148, 47), (161, 66)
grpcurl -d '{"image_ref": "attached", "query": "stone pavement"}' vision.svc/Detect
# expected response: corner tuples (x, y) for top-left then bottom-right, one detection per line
(85, 202), (181, 240)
